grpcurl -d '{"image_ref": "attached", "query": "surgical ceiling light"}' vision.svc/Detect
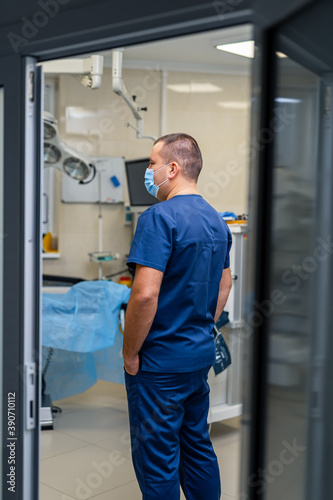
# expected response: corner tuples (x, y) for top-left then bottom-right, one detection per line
(43, 112), (96, 184)
(63, 158), (92, 181)
(44, 143), (61, 164)
(216, 40), (255, 58)
(44, 121), (57, 140)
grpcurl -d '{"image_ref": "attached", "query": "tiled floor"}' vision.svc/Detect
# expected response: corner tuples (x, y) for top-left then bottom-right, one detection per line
(40, 380), (241, 499)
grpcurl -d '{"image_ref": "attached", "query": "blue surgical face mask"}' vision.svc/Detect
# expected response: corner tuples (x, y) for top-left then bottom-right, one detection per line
(144, 163), (172, 198)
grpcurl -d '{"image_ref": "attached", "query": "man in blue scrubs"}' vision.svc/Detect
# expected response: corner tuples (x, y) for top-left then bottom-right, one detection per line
(123, 133), (232, 500)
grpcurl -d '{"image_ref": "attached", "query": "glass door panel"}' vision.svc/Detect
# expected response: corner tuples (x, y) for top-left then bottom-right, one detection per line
(264, 54), (319, 500)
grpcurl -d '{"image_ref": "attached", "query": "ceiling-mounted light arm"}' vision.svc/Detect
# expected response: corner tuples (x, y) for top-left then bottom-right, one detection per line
(112, 48), (157, 142)
(126, 120), (157, 142)
(42, 55), (104, 89)
(112, 49), (141, 120)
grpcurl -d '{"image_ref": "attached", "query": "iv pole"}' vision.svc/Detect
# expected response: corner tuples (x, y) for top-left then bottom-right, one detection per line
(98, 170), (103, 280)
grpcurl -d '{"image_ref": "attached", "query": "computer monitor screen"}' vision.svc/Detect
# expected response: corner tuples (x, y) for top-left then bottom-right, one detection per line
(125, 158), (159, 207)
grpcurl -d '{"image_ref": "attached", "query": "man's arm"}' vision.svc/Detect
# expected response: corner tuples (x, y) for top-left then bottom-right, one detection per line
(214, 267), (232, 323)
(123, 264), (163, 375)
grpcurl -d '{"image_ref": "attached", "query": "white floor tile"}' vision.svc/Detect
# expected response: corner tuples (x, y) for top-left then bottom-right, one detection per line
(228, 437), (241, 453)
(53, 380), (127, 412)
(214, 434), (241, 456)
(88, 480), (189, 500)
(95, 432), (132, 459)
(216, 442), (241, 498)
(40, 444), (136, 498)
(40, 482), (76, 500)
(90, 481), (141, 499)
(52, 405), (129, 443)
(40, 429), (88, 460)
(210, 418), (241, 448)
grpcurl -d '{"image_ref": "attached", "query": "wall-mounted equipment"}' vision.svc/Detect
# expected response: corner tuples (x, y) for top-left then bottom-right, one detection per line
(61, 156), (124, 203)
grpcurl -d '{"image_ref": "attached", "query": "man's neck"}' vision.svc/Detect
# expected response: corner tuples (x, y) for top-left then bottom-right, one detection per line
(166, 184), (199, 200)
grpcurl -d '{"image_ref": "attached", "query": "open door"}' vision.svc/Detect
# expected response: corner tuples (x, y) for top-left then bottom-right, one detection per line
(0, 55), (42, 500)
(242, 1), (333, 499)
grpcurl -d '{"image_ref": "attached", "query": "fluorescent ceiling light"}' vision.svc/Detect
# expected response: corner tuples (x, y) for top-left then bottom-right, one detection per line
(218, 101), (250, 110)
(216, 41), (254, 58)
(66, 107), (100, 119)
(276, 52), (288, 58)
(167, 83), (223, 93)
(275, 97), (301, 103)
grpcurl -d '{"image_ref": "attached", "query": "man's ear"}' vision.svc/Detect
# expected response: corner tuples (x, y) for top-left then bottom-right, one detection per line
(169, 162), (179, 178)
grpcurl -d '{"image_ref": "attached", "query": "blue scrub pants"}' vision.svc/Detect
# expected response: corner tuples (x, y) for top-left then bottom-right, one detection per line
(124, 366), (221, 500)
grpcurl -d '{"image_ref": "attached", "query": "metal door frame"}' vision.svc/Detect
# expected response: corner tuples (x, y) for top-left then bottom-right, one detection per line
(0, 0), (320, 498)
(0, 55), (42, 500)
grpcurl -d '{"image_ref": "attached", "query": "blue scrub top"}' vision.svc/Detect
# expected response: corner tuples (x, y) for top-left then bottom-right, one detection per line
(127, 194), (232, 373)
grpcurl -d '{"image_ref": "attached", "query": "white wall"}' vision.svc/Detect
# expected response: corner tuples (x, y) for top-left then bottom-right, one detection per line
(43, 67), (251, 280)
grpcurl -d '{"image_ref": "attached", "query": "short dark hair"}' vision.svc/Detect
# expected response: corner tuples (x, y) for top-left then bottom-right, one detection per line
(154, 133), (203, 182)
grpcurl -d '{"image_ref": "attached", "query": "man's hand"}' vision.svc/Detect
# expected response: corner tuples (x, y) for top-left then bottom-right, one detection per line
(124, 354), (140, 376)
(214, 267), (232, 322)
(123, 264), (163, 375)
